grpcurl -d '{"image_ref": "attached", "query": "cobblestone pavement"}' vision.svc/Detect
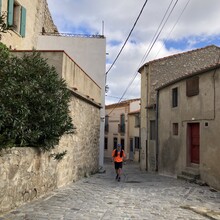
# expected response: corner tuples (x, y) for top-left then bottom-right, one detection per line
(1, 160), (220, 220)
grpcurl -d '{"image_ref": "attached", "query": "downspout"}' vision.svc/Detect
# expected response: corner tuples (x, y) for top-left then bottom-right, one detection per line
(155, 90), (159, 172)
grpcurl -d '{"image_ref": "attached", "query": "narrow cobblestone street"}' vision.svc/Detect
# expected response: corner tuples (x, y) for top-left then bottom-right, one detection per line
(1, 160), (220, 220)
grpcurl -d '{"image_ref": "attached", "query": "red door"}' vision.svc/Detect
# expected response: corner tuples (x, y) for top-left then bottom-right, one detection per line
(189, 123), (200, 164)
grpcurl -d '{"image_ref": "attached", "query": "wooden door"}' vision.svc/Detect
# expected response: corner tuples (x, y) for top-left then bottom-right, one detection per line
(189, 123), (200, 164)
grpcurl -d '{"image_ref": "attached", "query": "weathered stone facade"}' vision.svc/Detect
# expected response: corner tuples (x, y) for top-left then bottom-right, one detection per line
(0, 1), (104, 214)
(0, 94), (100, 214)
(157, 67), (220, 190)
(139, 45), (220, 172)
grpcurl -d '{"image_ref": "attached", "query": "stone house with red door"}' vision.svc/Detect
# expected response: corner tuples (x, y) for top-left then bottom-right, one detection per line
(139, 45), (220, 190)
(156, 63), (220, 190)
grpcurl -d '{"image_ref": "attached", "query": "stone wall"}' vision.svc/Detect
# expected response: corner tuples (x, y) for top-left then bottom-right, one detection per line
(0, 93), (100, 214)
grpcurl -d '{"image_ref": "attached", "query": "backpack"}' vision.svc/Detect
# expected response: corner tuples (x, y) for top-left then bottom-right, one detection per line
(114, 149), (123, 157)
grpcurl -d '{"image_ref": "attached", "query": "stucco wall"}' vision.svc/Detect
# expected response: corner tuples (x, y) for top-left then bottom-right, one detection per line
(11, 51), (102, 105)
(140, 45), (220, 171)
(0, 94), (100, 214)
(105, 105), (129, 158)
(37, 35), (106, 167)
(158, 69), (220, 190)
(1, 0), (57, 50)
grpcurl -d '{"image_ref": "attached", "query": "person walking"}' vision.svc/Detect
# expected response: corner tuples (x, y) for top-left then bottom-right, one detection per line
(112, 144), (126, 182)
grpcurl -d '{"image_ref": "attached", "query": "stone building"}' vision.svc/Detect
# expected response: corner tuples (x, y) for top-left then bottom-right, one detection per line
(105, 99), (140, 160)
(0, 0), (105, 214)
(156, 62), (220, 190)
(0, 0), (57, 49)
(138, 45), (220, 172)
(0, 50), (102, 214)
(128, 109), (140, 162)
(37, 35), (106, 167)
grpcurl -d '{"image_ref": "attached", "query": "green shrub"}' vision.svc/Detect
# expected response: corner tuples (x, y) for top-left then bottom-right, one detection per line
(0, 47), (74, 150)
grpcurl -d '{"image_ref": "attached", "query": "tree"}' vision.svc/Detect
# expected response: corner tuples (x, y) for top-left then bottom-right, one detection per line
(0, 46), (74, 150)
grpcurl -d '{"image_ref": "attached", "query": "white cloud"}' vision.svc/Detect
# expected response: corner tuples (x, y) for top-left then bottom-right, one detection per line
(47, 0), (220, 104)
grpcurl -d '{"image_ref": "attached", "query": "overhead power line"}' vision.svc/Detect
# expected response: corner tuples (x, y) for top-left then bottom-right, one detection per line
(139, 0), (175, 66)
(154, 0), (191, 59)
(105, 0), (149, 75)
(105, 95), (127, 100)
(107, 0), (181, 116)
(141, 0), (179, 65)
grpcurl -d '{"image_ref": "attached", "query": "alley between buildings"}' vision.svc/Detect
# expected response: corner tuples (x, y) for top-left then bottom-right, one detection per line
(0, 160), (219, 220)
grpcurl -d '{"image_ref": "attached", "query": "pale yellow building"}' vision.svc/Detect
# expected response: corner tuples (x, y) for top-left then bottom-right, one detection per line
(128, 109), (140, 162)
(0, 0), (57, 49)
(1, 0), (106, 167)
(105, 99), (140, 161)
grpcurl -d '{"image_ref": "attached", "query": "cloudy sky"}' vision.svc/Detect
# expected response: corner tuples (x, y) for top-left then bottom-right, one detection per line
(47, 0), (220, 105)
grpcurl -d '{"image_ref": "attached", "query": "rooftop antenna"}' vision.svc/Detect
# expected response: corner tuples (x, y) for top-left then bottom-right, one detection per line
(102, 20), (104, 36)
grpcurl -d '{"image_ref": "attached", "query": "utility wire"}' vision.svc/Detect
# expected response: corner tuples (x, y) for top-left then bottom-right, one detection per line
(105, 0), (149, 75)
(108, 0), (180, 116)
(154, 0), (191, 59)
(141, 0), (179, 65)
(139, 0), (175, 66)
(123, 0), (176, 99)
(105, 95), (127, 100)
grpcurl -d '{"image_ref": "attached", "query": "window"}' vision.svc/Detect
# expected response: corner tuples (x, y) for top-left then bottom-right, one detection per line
(172, 87), (178, 107)
(134, 137), (140, 149)
(7, 0), (26, 37)
(186, 76), (199, 97)
(118, 114), (125, 133)
(135, 114), (140, 127)
(105, 115), (109, 132)
(120, 138), (124, 150)
(104, 137), (108, 150)
(173, 123), (178, 136)
(150, 120), (156, 140)
(113, 137), (117, 149)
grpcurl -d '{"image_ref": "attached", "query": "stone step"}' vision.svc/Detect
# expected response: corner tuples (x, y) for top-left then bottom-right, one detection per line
(177, 174), (197, 183)
(178, 167), (201, 184)
(182, 167), (200, 179)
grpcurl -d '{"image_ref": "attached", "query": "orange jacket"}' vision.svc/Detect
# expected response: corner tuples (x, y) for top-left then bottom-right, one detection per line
(112, 149), (126, 162)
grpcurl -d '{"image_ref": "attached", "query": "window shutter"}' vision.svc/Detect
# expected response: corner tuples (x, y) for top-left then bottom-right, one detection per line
(20, 6), (26, 37)
(186, 76), (199, 97)
(7, 0), (14, 26)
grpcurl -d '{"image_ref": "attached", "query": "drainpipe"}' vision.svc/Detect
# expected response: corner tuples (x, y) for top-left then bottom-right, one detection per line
(155, 90), (159, 172)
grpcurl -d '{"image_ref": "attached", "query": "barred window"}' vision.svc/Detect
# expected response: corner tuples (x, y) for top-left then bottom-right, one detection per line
(173, 123), (178, 136)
